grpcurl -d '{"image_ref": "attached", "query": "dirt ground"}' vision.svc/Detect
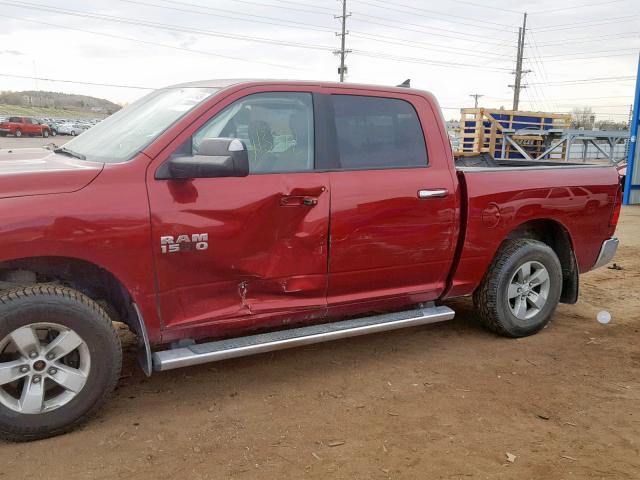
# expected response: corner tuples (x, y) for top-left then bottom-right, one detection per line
(1, 209), (639, 479)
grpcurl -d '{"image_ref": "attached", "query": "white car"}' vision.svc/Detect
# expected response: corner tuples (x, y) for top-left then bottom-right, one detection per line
(57, 123), (87, 136)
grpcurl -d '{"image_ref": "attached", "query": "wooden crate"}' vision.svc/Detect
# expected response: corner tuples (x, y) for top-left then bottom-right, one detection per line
(456, 108), (571, 159)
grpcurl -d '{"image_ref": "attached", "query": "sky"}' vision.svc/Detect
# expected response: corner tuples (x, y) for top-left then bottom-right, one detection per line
(0, 0), (638, 121)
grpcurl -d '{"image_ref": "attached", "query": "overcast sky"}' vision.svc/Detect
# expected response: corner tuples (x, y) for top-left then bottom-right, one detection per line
(0, 0), (638, 120)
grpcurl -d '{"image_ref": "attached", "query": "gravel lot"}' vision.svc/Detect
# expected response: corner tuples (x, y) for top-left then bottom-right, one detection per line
(0, 148), (638, 478)
(0, 134), (70, 150)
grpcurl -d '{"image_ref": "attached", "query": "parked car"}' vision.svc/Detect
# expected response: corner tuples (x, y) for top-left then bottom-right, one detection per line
(0, 116), (52, 138)
(57, 122), (86, 136)
(0, 80), (622, 441)
(38, 118), (59, 136)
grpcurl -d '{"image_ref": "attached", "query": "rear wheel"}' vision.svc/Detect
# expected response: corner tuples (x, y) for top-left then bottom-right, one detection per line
(473, 239), (563, 338)
(42, 129), (49, 138)
(0, 286), (122, 442)
(14, 129), (22, 138)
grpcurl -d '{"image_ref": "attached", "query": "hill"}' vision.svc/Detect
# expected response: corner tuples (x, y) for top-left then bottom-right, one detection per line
(0, 90), (121, 118)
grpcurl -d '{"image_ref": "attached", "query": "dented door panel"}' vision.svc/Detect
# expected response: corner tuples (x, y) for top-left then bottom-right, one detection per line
(148, 173), (330, 335)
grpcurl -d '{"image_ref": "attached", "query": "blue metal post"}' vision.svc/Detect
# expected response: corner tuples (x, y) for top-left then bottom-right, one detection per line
(623, 53), (640, 205)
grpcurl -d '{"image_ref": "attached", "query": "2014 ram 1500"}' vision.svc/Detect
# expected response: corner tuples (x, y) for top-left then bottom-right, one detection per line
(0, 80), (621, 441)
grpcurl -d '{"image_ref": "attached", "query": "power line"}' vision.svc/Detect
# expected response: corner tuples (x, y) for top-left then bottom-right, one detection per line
(525, 32), (560, 112)
(118, 0), (333, 32)
(349, 15), (511, 46)
(351, 50), (512, 72)
(231, 0), (333, 16)
(349, 31), (513, 61)
(441, 0), (522, 15)
(0, 1), (336, 52)
(351, 0), (517, 30)
(0, 73), (152, 90)
(533, 15), (640, 32)
(534, 47), (640, 59)
(527, 76), (635, 86)
(532, 31), (640, 47)
(2, 14), (297, 70)
(529, 0), (627, 15)
(538, 52), (637, 62)
(267, 0), (335, 12)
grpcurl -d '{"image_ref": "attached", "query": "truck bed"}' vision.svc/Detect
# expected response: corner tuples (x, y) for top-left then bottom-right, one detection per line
(446, 160), (620, 300)
(454, 153), (604, 170)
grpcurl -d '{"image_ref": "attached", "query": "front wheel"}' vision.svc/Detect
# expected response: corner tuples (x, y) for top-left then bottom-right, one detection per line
(473, 239), (563, 338)
(0, 286), (122, 442)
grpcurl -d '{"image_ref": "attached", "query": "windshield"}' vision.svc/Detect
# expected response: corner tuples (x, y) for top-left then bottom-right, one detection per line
(61, 87), (218, 163)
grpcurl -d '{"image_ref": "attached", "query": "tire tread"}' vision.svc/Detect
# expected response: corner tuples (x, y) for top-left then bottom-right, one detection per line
(0, 285), (121, 442)
(473, 239), (558, 337)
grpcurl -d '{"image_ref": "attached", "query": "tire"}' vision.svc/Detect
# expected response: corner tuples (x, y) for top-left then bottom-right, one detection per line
(473, 239), (563, 338)
(51, 129), (57, 137)
(0, 285), (122, 442)
(42, 129), (49, 138)
(71, 131), (76, 136)
(14, 129), (22, 138)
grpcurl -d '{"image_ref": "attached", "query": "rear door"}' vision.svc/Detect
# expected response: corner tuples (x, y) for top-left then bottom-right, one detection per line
(322, 91), (458, 307)
(147, 90), (330, 335)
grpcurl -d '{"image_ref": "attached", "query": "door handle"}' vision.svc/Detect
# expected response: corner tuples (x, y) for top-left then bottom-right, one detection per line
(418, 189), (448, 199)
(280, 195), (318, 207)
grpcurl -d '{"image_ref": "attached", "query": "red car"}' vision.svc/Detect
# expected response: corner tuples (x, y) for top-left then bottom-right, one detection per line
(0, 80), (621, 441)
(0, 116), (52, 138)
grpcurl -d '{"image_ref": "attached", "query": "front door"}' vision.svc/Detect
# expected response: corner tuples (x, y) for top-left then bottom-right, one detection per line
(147, 91), (330, 336)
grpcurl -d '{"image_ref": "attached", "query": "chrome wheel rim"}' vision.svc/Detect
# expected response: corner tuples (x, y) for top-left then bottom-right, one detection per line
(0, 323), (90, 414)
(507, 261), (550, 320)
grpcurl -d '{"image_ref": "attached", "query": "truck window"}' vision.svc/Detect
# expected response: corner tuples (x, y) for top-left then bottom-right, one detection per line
(330, 95), (428, 170)
(193, 92), (314, 174)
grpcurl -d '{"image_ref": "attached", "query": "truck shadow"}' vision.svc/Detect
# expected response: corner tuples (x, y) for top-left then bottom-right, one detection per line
(106, 297), (487, 417)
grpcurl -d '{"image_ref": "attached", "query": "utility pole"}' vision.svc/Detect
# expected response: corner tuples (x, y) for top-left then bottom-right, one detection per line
(469, 93), (484, 109)
(334, 0), (351, 82)
(510, 12), (530, 110)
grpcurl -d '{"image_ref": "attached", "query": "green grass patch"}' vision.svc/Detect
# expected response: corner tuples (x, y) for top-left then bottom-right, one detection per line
(0, 104), (106, 119)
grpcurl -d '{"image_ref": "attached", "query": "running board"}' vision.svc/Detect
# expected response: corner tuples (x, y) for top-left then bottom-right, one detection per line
(152, 305), (455, 372)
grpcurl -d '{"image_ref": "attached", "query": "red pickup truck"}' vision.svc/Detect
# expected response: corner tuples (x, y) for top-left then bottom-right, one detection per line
(0, 80), (621, 441)
(0, 116), (52, 138)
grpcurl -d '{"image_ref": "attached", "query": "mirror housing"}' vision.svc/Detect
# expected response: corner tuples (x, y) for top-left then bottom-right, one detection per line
(161, 138), (249, 180)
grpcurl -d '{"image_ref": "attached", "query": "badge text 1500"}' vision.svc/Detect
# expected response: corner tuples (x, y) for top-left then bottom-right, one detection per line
(160, 233), (208, 253)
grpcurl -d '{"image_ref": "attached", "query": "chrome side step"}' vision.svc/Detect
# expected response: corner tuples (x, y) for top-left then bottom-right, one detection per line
(152, 304), (455, 372)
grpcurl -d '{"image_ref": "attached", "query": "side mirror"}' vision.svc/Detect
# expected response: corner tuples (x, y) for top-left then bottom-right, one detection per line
(163, 138), (249, 180)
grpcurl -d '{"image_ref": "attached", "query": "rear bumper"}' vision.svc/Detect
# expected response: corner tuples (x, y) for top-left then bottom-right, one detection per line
(0, 128), (10, 134)
(592, 237), (618, 270)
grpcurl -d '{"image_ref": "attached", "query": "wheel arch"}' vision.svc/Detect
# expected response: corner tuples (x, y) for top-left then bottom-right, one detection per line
(0, 256), (151, 370)
(505, 218), (578, 304)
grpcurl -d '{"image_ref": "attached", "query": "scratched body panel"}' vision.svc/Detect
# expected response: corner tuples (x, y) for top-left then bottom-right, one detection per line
(148, 173), (330, 335)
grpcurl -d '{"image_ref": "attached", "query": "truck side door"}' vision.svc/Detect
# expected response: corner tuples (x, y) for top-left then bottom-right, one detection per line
(322, 91), (459, 309)
(147, 90), (330, 337)
(26, 118), (40, 135)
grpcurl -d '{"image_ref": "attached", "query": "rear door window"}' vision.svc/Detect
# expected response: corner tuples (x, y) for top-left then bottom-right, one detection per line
(330, 95), (428, 170)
